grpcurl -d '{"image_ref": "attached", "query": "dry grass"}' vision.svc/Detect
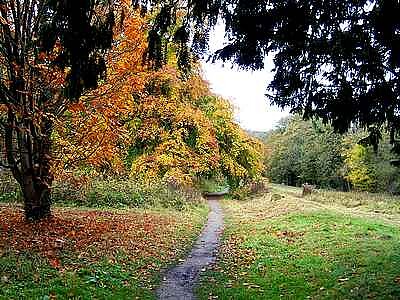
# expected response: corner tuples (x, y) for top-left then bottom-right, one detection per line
(271, 183), (400, 225)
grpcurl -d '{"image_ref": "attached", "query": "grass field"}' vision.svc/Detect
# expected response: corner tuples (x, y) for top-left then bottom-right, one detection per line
(198, 185), (400, 299)
(0, 204), (208, 299)
(3, 183), (400, 299)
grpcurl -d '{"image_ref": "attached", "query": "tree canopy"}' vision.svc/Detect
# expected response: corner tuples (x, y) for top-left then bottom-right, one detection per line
(137, 0), (400, 149)
(265, 116), (345, 188)
(0, 1), (267, 220)
(2, 0), (400, 220)
(54, 10), (265, 188)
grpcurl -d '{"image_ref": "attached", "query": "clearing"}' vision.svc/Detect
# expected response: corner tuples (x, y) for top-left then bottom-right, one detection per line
(2, 184), (400, 299)
(197, 184), (400, 299)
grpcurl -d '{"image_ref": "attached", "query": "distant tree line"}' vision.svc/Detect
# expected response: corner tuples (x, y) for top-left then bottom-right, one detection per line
(265, 116), (400, 193)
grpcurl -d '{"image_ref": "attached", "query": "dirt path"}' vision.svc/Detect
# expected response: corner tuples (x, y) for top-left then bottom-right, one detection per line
(156, 197), (224, 300)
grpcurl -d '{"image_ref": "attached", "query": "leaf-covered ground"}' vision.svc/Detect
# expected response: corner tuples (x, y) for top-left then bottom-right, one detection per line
(198, 186), (400, 299)
(0, 204), (208, 299)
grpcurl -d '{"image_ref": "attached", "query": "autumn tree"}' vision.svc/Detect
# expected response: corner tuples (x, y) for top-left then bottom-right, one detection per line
(343, 132), (400, 192)
(54, 7), (148, 179)
(128, 79), (265, 187)
(128, 66), (221, 185)
(52, 2), (264, 192)
(0, 0), (115, 220)
(197, 95), (265, 187)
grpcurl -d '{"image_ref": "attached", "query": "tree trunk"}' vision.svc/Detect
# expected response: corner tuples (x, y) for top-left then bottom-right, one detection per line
(5, 113), (55, 221)
(20, 148), (54, 221)
(22, 176), (52, 220)
(21, 121), (54, 221)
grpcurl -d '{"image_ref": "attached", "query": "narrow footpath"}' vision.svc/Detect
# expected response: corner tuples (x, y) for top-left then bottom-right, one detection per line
(157, 196), (224, 300)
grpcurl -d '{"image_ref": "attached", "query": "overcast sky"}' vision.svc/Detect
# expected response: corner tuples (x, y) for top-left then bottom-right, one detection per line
(200, 23), (289, 132)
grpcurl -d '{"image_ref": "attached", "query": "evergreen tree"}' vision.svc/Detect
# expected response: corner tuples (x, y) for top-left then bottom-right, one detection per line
(137, 0), (400, 148)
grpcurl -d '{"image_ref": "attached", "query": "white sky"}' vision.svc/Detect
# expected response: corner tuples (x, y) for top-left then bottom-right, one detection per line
(200, 23), (289, 132)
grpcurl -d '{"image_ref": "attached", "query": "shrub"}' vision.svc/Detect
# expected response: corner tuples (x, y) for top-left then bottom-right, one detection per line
(0, 172), (203, 210)
(52, 178), (202, 210)
(51, 180), (86, 205)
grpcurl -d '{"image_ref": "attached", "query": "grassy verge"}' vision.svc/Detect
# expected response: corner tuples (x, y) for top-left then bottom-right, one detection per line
(198, 190), (400, 299)
(0, 204), (208, 299)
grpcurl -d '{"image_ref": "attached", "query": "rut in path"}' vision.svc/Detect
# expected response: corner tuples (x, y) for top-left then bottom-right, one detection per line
(156, 197), (224, 300)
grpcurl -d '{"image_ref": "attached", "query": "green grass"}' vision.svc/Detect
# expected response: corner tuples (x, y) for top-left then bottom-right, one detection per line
(0, 252), (156, 299)
(198, 192), (400, 299)
(0, 204), (208, 300)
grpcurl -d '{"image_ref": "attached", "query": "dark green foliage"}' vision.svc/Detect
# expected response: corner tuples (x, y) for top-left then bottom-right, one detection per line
(184, 126), (199, 149)
(266, 116), (400, 193)
(38, 0), (115, 99)
(137, 0), (400, 150)
(125, 143), (145, 169)
(134, 0), (221, 71)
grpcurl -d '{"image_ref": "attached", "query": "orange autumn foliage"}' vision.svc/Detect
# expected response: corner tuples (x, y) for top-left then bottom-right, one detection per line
(54, 6), (265, 186)
(54, 8), (148, 177)
(128, 67), (265, 186)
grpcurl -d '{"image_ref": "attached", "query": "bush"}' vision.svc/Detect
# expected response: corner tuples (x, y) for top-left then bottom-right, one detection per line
(52, 178), (202, 210)
(0, 172), (203, 210)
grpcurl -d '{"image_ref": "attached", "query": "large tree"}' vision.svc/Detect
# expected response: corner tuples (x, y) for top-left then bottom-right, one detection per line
(136, 0), (400, 149)
(0, 0), (115, 220)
